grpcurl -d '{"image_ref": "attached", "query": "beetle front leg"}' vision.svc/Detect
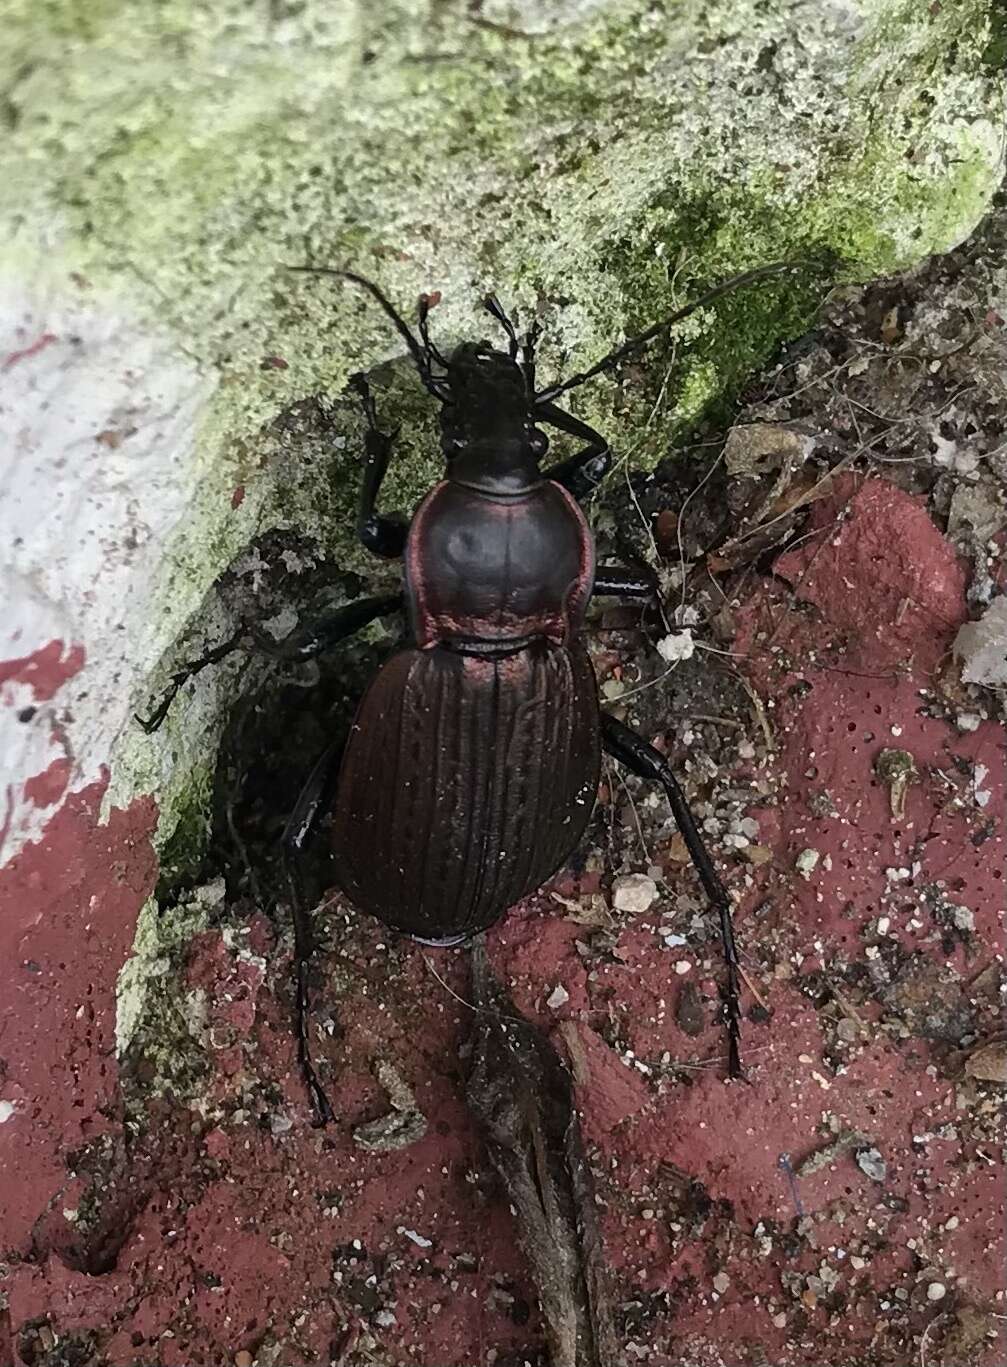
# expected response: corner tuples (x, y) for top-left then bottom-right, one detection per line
(350, 373), (410, 558)
(593, 566), (671, 636)
(600, 712), (745, 1080)
(592, 565), (658, 599)
(282, 738), (344, 1126)
(136, 592), (403, 732)
(536, 401), (612, 502)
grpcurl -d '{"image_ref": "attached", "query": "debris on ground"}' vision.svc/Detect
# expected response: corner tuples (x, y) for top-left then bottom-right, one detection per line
(955, 594), (1007, 687)
(467, 942), (617, 1367)
(352, 1059), (428, 1152)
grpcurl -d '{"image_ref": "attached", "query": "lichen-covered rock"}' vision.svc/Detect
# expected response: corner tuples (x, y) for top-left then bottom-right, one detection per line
(0, 0), (1002, 1139)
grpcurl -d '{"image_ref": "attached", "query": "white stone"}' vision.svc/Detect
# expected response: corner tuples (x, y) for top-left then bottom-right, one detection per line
(657, 630), (695, 663)
(612, 873), (659, 915)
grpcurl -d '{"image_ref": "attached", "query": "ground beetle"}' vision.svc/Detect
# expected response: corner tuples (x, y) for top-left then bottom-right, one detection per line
(140, 262), (792, 1123)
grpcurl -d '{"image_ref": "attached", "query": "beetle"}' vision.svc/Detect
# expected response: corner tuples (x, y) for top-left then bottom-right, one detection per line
(139, 261), (792, 1124)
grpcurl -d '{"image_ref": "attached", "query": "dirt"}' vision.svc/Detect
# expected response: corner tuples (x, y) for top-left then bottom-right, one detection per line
(2, 196), (1005, 1366)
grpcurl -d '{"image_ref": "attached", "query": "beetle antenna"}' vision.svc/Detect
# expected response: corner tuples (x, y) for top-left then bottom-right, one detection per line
(287, 265), (450, 400)
(521, 319), (542, 393)
(418, 292), (449, 368)
(537, 262), (798, 402)
(483, 293), (520, 360)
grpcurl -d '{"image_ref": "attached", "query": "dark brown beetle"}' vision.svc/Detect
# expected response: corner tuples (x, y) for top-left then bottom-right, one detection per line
(140, 263), (792, 1123)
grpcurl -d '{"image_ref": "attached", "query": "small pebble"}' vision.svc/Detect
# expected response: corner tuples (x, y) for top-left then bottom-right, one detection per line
(743, 844), (773, 865)
(612, 873), (659, 915)
(269, 1111), (293, 1136)
(546, 984), (570, 1010)
(837, 1018), (860, 1043)
(952, 904), (975, 933)
(856, 1147), (886, 1182)
(235, 1353), (253, 1367)
(657, 630), (695, 663)
(927, 1282), (947, 1302)
(674, 960), (692, 975)
(713, 1272), (731, 1294)
(795, 848), (820, 878)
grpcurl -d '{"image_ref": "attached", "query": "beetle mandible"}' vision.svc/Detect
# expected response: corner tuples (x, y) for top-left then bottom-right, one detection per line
(140, 262), (793, 1124)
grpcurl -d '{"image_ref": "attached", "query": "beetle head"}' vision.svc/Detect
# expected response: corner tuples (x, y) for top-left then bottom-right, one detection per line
(440, 342), (548, 494)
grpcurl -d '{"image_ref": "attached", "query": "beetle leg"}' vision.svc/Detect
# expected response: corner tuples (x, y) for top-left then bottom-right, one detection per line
(282, 739), (344, 1127)
(536, 400), (612, 502)
(600, 712), (745, 1081)
(592, 565), (659, 599)
(536, 262), (796, 402)
(482, 294), (520, 359)
(134, 628), (248, 733)
(136, 592), (402, 732)
(349, 373), (410, 559)
(246, 592), (403, 661)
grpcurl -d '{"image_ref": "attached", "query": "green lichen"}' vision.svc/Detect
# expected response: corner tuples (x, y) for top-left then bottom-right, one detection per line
(153, 761), (216, 896)
(115, 885), (220, 1108)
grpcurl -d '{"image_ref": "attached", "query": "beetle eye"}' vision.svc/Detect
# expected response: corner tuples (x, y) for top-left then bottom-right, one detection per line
(528, 429), (549, 458)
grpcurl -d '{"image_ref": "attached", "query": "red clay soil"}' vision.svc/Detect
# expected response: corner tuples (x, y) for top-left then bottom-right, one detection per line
(1, 475), (1003, 1367)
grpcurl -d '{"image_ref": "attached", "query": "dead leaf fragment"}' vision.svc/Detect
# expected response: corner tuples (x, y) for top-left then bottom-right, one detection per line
(880, 306), (901, 344)
(723, 422), (811, 477)
(665, 832), (690, 863)
(953, 595), (1007, 687)
(964, 1040), (1007, 1084)
(352, 1059), (428, 1151)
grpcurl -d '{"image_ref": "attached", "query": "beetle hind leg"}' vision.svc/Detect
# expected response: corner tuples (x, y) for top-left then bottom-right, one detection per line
(281, 739), (345, 1126)
(600, 712), (745, 1080)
